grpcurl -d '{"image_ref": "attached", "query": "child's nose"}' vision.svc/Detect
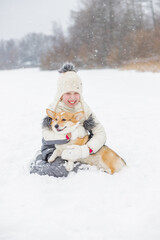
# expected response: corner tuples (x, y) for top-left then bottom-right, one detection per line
(70, 96), (75, 100)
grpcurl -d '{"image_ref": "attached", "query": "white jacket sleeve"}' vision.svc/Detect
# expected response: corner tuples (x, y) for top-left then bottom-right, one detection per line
(83, 104), (106, 153)
(86, 112), (106, 153)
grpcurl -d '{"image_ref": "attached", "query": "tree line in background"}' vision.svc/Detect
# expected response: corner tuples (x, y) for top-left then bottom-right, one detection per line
(0, 0), (160, 70)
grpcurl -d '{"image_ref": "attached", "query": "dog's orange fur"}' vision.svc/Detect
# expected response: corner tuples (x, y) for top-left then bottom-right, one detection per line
(74, 136), (126, 174)
(46, 109), (126, 174)
(46, 109), (84, 129)
(74, 136), (89, 145)
(99, 146), (125, 174)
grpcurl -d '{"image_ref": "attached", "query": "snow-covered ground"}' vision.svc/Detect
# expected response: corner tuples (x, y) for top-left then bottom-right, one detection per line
(0, 68), (160, 240)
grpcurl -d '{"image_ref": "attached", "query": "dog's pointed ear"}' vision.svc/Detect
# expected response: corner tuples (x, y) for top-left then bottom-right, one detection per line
(46, 109), (56, 119)
(73, 111), (84, 121)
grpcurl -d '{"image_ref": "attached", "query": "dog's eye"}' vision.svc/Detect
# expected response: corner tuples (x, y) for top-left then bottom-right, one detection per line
(62, 119), (66, 121)
(55, 118), (58, 121)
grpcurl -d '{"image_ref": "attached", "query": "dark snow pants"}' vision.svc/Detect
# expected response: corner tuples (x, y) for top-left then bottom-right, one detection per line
(30, 150), (85, 178)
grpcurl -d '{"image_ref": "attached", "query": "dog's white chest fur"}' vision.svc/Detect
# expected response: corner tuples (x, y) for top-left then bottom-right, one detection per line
(47, 125), (88, 171)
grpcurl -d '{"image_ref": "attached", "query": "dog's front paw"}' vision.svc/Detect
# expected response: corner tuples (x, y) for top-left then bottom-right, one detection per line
(48, 150), (59, 163)
(65, 161), (74, 171)
(48, 156), (56, 163)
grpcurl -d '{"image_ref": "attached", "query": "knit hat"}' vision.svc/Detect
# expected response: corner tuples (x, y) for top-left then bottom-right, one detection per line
(49, 63), (86, 115)
(57, 63), (82, 99)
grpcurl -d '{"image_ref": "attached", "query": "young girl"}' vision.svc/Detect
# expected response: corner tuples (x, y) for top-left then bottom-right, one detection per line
(30, 63), (106, 177)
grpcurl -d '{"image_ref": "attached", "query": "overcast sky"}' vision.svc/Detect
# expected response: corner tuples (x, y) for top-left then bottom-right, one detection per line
(0, 0), (79, 40)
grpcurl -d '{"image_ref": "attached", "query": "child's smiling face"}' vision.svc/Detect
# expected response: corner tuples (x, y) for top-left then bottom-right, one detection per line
(62, 91), (80, 108)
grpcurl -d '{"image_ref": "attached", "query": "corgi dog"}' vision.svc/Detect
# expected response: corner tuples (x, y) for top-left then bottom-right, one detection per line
(46, 109), (126, 173)
(46, 109), (88, 171)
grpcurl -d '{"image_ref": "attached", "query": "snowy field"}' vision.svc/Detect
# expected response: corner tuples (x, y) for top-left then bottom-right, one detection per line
(0, 68), (160, 240)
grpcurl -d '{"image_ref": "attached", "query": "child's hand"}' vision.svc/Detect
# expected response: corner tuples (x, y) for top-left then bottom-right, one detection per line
(61, 145), (89, 161)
